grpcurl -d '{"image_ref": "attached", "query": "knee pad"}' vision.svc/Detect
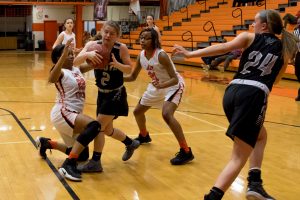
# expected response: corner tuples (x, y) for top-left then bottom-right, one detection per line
(77, 121), (101, 146)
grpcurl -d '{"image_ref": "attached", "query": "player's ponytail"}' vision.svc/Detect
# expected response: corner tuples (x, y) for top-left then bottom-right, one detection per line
(259, 9), (299, 63)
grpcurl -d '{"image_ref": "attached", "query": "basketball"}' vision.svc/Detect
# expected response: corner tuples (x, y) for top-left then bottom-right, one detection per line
(86, 42), (110, 69)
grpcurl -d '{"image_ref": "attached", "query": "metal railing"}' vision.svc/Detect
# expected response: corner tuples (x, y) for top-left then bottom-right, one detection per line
(180, 6), (189, 21)
(181, 31), (194, 51)
(197, 0), (208, 13)
(232, 8), (243, 28)
(161, 15), (172, 31)
(256, 0), (267, 10)
(203, 21), (219, 41)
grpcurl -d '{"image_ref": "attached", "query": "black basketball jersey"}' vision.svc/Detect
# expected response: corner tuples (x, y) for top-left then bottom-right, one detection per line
(234, 33), (283, 91)
(94, 41), (124, 90)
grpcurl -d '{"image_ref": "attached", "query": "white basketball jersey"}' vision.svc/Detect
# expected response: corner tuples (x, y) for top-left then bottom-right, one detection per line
(62, 31), (76, 47)
(139, 48), (180, 83)
(54, 67), (85, 113)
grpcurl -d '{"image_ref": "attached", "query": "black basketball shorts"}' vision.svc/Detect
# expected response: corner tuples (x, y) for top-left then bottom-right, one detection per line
(96, 86), (129, 118)
(223, 84), (268, 148)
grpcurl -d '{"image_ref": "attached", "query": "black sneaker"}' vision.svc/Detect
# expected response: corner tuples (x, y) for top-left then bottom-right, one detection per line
(77, 159), (103, 173)
(122, 139), (140, 161)
(35, 136), (52, 159)
(295, 96), (300, 101)
(204, 194), (220, 200)
(170, 147), (194, 165)
(134, 133), (152, 144)
(58, 158), (82, 182)
(246, 181), (275, 200)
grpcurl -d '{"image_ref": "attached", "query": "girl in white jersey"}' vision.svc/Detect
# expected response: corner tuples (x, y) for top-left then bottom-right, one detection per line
(52, 18), (79, 53)
(146, 15), (161, 42)
(36, 39), (102, 182)
(125, 28), (194, 165)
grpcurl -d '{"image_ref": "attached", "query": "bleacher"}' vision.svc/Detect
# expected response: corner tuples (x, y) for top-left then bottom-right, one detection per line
(124, 0), (299, 80)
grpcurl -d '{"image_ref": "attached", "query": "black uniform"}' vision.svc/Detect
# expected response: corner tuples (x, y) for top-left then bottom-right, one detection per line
(223, 33), (283, 147)
(94, 41), (128, 117)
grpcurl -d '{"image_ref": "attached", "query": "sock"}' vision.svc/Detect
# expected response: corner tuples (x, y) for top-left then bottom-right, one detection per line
(205, 187), (224, 200)
(248, 168), (262, 183)
(65, 147), (72, 155)
(68, 152), (79, 159)
(140, 129), (148, 137)
(92, 151), (102, 161)
(179, 140), (190, 153)
(49, 140), (57, 149)
(122, 136), (133, 146)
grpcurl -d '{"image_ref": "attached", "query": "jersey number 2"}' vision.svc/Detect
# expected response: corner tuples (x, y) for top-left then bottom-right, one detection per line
(101, 72), (110, 86)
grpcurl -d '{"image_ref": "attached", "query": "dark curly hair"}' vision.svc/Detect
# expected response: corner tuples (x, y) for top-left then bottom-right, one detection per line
(139, 27), (161, 49)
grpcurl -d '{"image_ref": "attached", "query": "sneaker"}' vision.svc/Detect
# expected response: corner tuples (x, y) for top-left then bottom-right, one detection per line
(134, 133), (152, 144)
(58, 158), (82, 182)
(246, 182), (275, 200)
(217, 66), (225, 73)
(170, 147), (194, 165)
(122, 139), (140, 161)
(77, 159), (103, 173)
(35, 136), (52, 159)
(295, 96), (300, 101)
(202, 64), (211, 72)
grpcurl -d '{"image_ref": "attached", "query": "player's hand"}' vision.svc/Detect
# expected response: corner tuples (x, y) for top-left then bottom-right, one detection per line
(87, 50), (103, 65)
(61, 38), (73, 58)
(109, 54), (121, 68)
(152, 80), (162, 89)
(172, 44), (190, 58)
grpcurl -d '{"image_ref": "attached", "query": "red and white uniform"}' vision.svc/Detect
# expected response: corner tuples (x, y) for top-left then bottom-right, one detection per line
(50, 67), (85, 146)
(62, 31), (76, 48)
(139, 48), (185, 107)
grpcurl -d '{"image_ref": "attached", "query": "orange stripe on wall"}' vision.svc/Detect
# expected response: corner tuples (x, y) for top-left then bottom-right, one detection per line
(32, 23), (44, 31)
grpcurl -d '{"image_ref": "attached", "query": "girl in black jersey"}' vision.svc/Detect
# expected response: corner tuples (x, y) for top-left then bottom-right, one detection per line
(173, 10), (298, 200)
(73, 21), (140, 172)
(293, 19), (300, 101)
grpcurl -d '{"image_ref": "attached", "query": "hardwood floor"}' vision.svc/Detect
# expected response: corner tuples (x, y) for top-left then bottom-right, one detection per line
(0, 51), (299, 199)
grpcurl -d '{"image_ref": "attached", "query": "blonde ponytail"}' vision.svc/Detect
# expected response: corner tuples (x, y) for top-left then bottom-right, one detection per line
(281, 29), (299, 62)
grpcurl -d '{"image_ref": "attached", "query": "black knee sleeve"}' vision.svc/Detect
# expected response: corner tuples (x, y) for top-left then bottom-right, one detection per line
(77, 121), (101, 146)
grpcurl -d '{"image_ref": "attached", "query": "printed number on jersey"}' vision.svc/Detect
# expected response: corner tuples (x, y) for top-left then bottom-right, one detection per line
(101, 72), (110, 86)
(240, 51), (278, 76)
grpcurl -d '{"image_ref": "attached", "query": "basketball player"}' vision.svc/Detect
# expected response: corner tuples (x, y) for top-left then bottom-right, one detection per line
(73, 20), (140, 172)
(36, 39), (102, 181)
(293, 19), (300, 101)
(52, 18), (81, 54)
(124, 28), (194, 165)
(173, 9), (298, 200)
(145, 15), (161, 42)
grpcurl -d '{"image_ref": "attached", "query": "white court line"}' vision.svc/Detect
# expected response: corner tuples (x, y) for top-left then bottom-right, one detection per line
(127, 93), (227, 131)
(86, 81), (227, 131)
(0, 141), (30, 145)
(127, 129), (224, 137)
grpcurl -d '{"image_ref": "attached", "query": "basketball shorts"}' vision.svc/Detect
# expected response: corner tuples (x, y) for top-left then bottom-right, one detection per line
(140, 78), (185, 108)
(97, 86), (129, 117)
(223, 84), (268, 148)
(50, 105), (79, 147)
